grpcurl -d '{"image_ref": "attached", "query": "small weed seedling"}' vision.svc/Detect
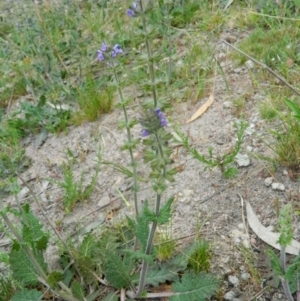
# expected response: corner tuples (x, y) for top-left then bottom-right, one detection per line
(267, 204), (300, 301)
(271, 98), (300, 170)
(174, 119), (249, 178)
(55, 161), (99, 213)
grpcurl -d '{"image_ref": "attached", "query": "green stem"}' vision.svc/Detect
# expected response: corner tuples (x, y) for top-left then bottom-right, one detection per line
(112, 66), (139, 217)
(0, 207), (79, 301)
(140, 0), (157, 107)
(135, 133), (166, 298)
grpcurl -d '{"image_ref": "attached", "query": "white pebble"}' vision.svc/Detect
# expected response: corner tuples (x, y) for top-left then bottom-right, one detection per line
(228, 275), (240, 286)
(241, 272), (250, 280)
(271, 182), (285, 191)
(224, 291), (236, 300)
(264, 177), (273, 187)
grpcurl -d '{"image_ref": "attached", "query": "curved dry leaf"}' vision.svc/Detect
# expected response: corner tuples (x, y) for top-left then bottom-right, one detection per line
(246, 201), (300, 255)
(186, 94), (214, 124)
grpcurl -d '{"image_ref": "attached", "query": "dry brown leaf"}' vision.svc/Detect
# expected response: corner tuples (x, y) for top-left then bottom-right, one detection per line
(246, 201), (300, 255)
(186, 94), (214, 124)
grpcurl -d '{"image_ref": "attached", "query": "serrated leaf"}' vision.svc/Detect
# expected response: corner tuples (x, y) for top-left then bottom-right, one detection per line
(266, 249), (283, 276)
(131, 265), (178, 286)
(136, 208), (150, 252)
(71, 281), (85, 299)
(10, 242), (39, 286)
(125, 249), (153, 263)
(36, 235), (49, 251)
(167, 253), (189, 271)
(143, 197), (174, 224)
(21, 204), (48, 247)
(80, 234), (96, 256)
(47, 270), (63, 288)
(103, 252), (131, 289)
(285, 254), (300, 294)
(11, 288), (43, 301)
(157, 197), (174, 224)
(171, 272), (219, 301)
(77, 255), (96, 284)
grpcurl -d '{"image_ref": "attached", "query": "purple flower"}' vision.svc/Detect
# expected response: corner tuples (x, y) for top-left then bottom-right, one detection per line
(97, 50), (105, 61)
(155, 108), (167, 127)
(142, 129), (150, 137)
(111, 50), (117, 58)
(127, 8), (135, 17)
(113, 44), (123, 54)
(101, 43), (108, 52)
(132, 2), (137, 9)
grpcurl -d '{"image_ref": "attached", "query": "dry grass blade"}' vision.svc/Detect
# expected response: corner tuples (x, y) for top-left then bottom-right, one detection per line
(186, 94), (214, 123)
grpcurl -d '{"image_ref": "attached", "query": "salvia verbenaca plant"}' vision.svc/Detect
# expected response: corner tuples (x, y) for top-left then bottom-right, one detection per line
(96, 36), (177, 296)
(0, 1), (220, 300)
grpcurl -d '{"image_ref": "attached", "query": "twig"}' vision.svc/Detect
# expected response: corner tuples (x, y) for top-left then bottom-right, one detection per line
(221, 40), (300, 97)
(249, 11), (300, 22)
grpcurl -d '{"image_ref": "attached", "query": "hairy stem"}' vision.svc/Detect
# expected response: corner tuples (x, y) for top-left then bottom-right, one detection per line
(135, 133), (166, 297)
(140, 0), (157, 107)
(113, 67), (139, 216)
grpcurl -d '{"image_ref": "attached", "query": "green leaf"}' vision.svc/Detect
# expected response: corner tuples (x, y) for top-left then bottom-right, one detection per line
(284, 98), (300, 115)
(157, 197), (174, 224)
(136, 207), (150, 252)
(171, 272), (219, 301)
(285, 254), (300, 294)
(9, 242), (39, 286)
(265, 249), (282, 288)
(11, 288), (43, 301)
(86, 289), (103, 301)
(143, 197), (174, 224)
(47, 270), (63, 288)
(80, 234), (96, 257)
(77, 255), (97, 285)
(102, 291), (119, 301)
(131, 265), (178, 286)
(103, 252), (131, 289)
(21, 204), (49, 249)
(36, 235), (49, 251)
(71, 281), (85, 299)
(278, 204), (293, 247)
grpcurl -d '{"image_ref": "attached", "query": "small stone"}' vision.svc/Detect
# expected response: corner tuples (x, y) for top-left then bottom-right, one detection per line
(283, 170), (288, 176)
(224, 290), (236, 300)
(98, 196), (110, 207)
(223, 101), (233, 109)
(245, 60), (255, 70)
(233, 68), (243, 74)
(264, 177), (273, 187)
(225, 35), (237, 43)
(238, 223), (244, 230)
(246, 146), (253, 152)
(17, 186), (30, 201)
(271, 182), (285, 191)
(242, 239), (250, 249)
(228, 275), (239, 286)
(183, 189), (194, 196)
(235, 153), (250, 167)
(241, 272), (250, 280)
